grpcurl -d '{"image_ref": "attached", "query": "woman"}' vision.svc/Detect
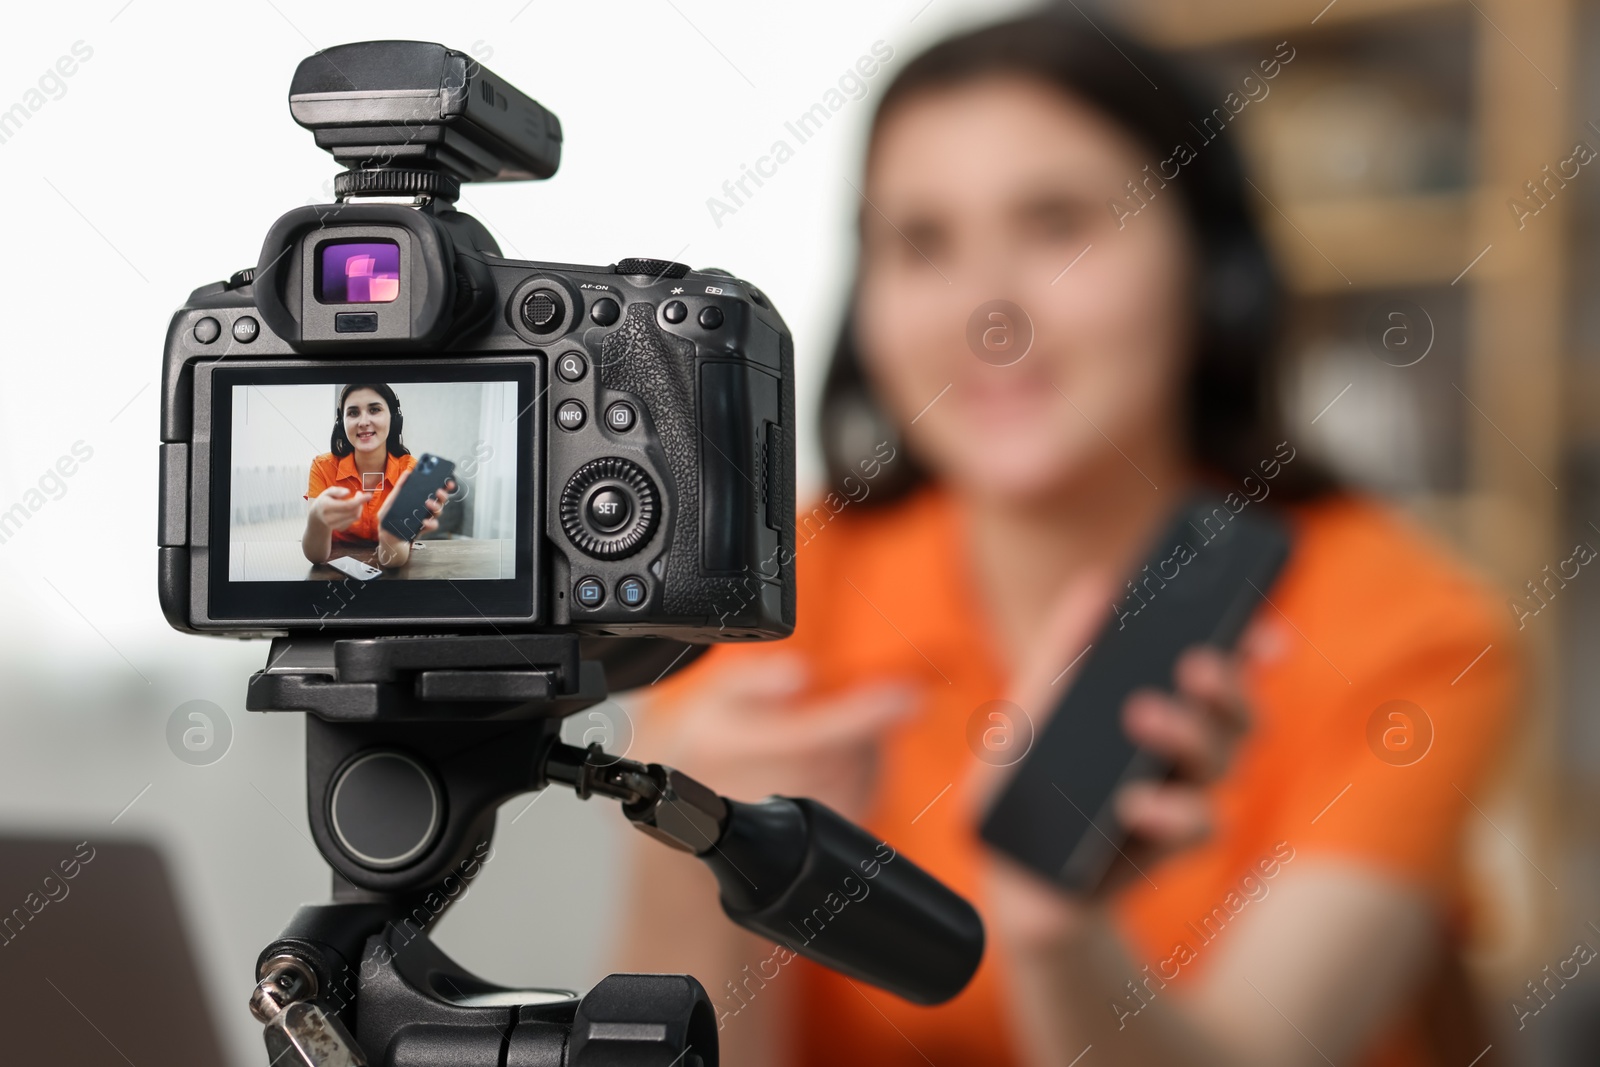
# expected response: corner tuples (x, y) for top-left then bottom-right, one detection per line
(302, 382), (452, 569)
(621, 11), (1516, 1067)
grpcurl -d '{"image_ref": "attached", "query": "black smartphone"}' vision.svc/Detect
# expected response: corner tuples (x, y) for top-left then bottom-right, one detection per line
(978, 494), (1292, 894)
(378, 453), (456, 542)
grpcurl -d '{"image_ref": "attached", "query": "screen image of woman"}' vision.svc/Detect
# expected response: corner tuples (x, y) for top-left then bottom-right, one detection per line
(302, 382), (453, 570)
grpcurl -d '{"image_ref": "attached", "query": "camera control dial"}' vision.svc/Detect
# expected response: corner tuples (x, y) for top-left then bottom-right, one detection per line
(560, 457), (659, 559)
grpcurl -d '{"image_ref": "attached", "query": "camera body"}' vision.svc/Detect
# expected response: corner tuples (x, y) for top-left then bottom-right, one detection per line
(158, 42), (795, 642)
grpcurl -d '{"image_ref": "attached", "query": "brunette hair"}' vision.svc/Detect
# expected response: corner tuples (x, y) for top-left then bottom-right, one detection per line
(820, 6), (1334, 504)
(330, 382), (410, 459)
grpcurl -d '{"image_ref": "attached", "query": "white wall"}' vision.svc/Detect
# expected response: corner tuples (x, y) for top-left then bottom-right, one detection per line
(0, 2), (1030, 1063)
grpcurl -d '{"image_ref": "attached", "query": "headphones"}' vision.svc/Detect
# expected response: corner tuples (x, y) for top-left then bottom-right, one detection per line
(330, 384), (406, 458)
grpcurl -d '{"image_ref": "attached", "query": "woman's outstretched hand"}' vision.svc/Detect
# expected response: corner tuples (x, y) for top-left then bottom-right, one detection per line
(309, 485), (370, 533)
(638, 652), (922, 824)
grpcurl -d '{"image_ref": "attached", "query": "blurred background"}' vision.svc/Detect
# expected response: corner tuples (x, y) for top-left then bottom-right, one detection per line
(0, 0), (1592, 1063)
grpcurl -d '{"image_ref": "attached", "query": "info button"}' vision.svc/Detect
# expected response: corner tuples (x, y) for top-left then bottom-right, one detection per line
(556, 399), (586, 432)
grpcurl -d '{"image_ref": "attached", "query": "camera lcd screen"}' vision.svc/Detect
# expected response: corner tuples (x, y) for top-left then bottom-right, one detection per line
(317, 240), (401, 303)
(204, 361), (539, 625)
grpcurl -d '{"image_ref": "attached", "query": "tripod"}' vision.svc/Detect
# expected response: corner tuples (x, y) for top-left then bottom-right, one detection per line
(244, 634), (984, 1066)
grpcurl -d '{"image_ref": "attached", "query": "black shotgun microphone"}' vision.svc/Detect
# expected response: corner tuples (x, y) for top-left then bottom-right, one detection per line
(547, 745), (986, 1005)
(704, 796), (985, 1005)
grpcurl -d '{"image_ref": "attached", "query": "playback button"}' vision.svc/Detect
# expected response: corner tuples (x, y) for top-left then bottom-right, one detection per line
(574, 577), (605, 608)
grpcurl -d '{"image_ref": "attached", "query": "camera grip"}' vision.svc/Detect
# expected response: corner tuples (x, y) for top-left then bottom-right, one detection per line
(598, 303), (781, 624)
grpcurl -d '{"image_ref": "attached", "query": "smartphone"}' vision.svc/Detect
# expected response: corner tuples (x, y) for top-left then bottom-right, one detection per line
(326, 555), (383, 581)
(978, 494), (1292, 894)
(378, 453), (456, 542)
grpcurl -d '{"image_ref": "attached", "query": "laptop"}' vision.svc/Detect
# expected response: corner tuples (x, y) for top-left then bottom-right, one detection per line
(0, 836), (231, 1065)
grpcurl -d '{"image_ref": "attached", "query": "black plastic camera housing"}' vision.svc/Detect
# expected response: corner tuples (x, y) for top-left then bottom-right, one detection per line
(158, 42), (796, 642)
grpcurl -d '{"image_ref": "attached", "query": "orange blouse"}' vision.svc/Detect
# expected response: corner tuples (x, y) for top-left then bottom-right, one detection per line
(304, 450), (417, 543)
(645, 484), (1518, 1066)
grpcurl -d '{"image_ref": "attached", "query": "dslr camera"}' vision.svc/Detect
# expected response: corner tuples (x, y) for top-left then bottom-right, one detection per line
(154, 43), (981, 1067)
(158, 40), (795, 642)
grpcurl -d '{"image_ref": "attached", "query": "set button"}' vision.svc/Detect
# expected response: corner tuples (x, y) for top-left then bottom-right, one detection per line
(559, 457), (659, 560)
(586, 488), (632, 532)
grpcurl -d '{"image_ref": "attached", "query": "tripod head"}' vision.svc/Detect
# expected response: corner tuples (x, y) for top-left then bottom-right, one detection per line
(247, 634), (984, 1066)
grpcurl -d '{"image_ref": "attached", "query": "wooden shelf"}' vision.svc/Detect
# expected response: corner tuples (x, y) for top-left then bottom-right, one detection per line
(1261, 191), (1475, 294)
(1392, 490), (1539, 578)
(1564, 359), (1600, 445)
(1123, 0), (1462, 49)
(1117, 0), (1576, 984)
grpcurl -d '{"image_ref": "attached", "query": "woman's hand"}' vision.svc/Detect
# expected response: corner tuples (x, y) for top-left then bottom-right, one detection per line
(309, 485), (370, 533)
(374, 472), (455, 567)
(639, 652), (921, 823)
(973, 574), (1254, 950)
(303, 485), (370, 563)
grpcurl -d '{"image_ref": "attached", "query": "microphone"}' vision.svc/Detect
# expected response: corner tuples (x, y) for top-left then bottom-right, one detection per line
(557, 750), (984, 1005)
(702, 796), (984, 1005)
